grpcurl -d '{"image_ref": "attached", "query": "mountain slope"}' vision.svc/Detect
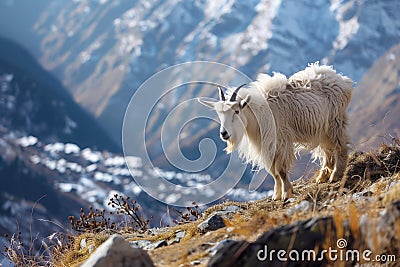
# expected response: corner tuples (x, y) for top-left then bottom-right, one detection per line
(0, 37), (118, 151)
(1, 0), (398, 144)
(349, 43), (400, 149)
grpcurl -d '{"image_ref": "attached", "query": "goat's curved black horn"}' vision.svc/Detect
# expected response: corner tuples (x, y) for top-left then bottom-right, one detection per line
(230, 83), (247, 102)
(218, 86), (225, 101)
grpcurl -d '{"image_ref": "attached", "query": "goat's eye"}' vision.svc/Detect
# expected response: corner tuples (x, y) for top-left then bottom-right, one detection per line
(234, 110), (239, 114)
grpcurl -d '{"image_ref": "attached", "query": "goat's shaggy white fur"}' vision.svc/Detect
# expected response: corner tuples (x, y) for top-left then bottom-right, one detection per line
(204, 62), (353, 200)
(234, 63), (353, 199)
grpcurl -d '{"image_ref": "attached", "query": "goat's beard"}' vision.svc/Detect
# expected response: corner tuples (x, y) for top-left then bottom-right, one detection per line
(224, 139), (236, 154)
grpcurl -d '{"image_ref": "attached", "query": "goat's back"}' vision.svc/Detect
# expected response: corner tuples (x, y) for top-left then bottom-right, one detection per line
(256, 63), (353, 146)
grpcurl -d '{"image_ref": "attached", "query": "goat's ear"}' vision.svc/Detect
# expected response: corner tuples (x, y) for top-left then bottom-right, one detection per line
(197, 98), (217, 109)
(240, 95), (251, 109)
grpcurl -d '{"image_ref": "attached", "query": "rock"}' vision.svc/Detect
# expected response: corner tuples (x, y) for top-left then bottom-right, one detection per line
(209, 201), (400, 267)
(207, 217), (334, 267)
(286, 200), (312, 216)
(129, 240), (152, 249)
(284, 197), (296, 204)
(207, 240), (250, 267)
(360, 200), (400, 252)
(81, 234), (155, 267)
(87, 244), (95, 254)
(80, 238), (87, 250)
(198, 214), (225, 233)
(198, 206), (241, 233)
(130, 239), (168, 250)
(129, 240), (169, 250)
(168, 230), (186, 245)
(223, 205), (241, 212)
(80, 238), (95, 253)
(144, 239), (168, 250)
(213, 205), (241, 218)
(176, 230), (185, 239)
(208, 239), (237, 256)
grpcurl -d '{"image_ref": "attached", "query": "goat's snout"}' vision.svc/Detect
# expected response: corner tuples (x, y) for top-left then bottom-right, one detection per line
(220, 128), (230, 140)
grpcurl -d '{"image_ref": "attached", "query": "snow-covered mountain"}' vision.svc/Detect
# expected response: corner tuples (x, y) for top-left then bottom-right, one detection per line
(1, 0), (399, 146)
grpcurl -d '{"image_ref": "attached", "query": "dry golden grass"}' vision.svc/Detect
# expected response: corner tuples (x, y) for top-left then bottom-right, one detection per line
(57, 173), (400, 266)
(59, 232), (109, 267)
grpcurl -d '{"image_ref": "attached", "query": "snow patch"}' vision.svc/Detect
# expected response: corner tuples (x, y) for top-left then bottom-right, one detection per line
(124, 182), (142, 196)
(30, 155), (41, 164)
(82, 148), (102, 163)
(64, 143), (80, 154)
(44, 142), (65, 154)
(86, 164), (97, 172)
(104, 156), (125, 166)
(226, 188), (269, 201)
(330, 0), (360, 50)
(17, 136), (38, 147)
(386, 53), (396, 62)
(165, 193), (181, 203)
(58, 183), (78, 193)
(94, 171), (113, 182)
(104, 190), (125, 210)
(125, 156), (142, 168)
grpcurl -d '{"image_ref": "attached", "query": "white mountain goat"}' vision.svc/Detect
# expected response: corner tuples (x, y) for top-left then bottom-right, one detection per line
(198, 63), (353, 200)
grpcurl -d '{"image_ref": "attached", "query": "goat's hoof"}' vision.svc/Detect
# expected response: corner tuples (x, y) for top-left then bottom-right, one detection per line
(272, 193), (282, 201)
(316, 169), (330, 183)
(316, 176), (328, 183)
(328, 175), (340, 183)
(272, 187), (282, 200)
(272, 196), (281, 201)
(282, 191), (293, 201)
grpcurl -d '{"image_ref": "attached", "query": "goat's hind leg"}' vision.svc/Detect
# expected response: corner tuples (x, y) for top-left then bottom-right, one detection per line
(329, 145), (348, 182)
(316, 147), (335, 183)
(272, 144), (294, 200)
(328, 121), (350, 182)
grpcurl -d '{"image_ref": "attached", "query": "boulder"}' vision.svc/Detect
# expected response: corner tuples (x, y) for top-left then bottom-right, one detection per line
(207, 217), (333, 267)
(198, 214), (225, 233)
(81, 234), (155, 267)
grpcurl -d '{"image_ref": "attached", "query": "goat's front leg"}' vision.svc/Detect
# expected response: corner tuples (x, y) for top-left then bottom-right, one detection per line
(271, 172), (293, 200)
(279, 171), (293, 200)
(272, 174), (283, 200)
